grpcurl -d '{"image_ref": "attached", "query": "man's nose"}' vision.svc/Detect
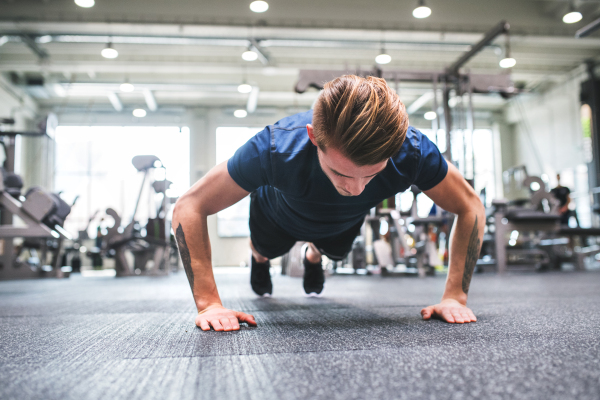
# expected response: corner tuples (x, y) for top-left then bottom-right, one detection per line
(346, 180), (367, 196)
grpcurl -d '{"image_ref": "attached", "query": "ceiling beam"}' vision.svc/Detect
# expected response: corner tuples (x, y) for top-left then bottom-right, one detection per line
(18, 34), (49, 60)
(406, 92), (435, 114)
(246, 86), (260, 113)
(143, 89), (158, 111)
(107, 92), (123, 112)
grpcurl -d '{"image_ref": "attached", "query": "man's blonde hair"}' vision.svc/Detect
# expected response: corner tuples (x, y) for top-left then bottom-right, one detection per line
(312, 75), (409, 166)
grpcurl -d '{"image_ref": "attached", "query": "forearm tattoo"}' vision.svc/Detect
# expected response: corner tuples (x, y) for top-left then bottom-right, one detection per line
(462, 216), (480, 294)
(175, 224), (194, 295)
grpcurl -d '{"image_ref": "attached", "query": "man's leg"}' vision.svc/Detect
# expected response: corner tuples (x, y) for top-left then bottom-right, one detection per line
(305, 243), (322, 263)
(248, 192), (297, 296)
(250, 240), (269, 263)
(302, 242), (325, 296)
(303, 219), (365, 296)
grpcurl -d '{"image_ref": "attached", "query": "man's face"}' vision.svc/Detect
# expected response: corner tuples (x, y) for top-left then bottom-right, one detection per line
(307, 124), (387, 196)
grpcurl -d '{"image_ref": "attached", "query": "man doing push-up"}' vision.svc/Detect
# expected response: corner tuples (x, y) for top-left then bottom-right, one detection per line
(173, 75), (485, 332)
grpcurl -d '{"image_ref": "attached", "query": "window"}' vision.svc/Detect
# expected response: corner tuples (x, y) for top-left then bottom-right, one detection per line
(54, 126), (190, 237)
(215, 127), (263, 237)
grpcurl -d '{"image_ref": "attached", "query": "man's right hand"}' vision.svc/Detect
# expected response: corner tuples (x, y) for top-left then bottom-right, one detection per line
(196, 304), (257, 331)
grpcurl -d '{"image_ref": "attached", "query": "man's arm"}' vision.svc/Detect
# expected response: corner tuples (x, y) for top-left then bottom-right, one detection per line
(420, 163), (486, 323)
(172, 161), (257, 331)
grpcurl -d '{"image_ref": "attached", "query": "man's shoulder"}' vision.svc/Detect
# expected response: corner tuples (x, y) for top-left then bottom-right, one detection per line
(270, 110), (314, 155)
(272, 110), (313, 131)
(393, 125), (423, 159)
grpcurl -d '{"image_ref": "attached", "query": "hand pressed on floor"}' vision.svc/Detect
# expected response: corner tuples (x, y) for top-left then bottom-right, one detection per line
(196, 304), (257, 331)
(421, 298), (477, 324)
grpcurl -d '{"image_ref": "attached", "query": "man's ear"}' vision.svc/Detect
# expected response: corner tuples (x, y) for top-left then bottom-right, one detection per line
(307, 124), (319, 147)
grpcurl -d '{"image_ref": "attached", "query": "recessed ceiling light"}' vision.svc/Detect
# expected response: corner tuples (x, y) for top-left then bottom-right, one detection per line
(413, 0), (431, 18)
(499, 57), (516, 68)
(242, 50), (258, 61)
(120, 83), (134, 92)
(424, 111), (437, 120)
(133, 109), (147, 118)
(238, 84), (253, 93)
(250, 1), (269, 13)
(234, 109), (248, 118)
(563, 11), (582, 24)
(75, 0), (95, 8)
(375, 53), (391, 65)
(101, 44), (118, 59)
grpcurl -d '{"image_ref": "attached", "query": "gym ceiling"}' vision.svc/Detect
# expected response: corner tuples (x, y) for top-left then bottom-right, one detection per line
(1, 0), (600, 115)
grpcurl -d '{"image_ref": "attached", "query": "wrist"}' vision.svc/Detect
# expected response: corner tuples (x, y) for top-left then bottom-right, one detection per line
(441, 292), (468, 306)
(196, 299), (223, 313)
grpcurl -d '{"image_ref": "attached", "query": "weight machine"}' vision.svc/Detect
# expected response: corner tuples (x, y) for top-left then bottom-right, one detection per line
(101, 155), (179, 276)
(0, 115), (72, 280)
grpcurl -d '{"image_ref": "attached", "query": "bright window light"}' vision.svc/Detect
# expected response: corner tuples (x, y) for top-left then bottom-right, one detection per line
(101, 47), (118, 59)
(413, 6), (431, 19)
(238, 84), (253, 93)
(132, 109), (147, 118)
(234, 109), (248, 118)
(499, 57), (516, 68)
(75, 0), (95, 8)
(120, 83), (134, 92)
(250, 1), (269, 13)
(242, 50), (258, 61)
(424, 111), (437, 120)
(54, 126), (190, 237)
(563, 11), (582, 24)
(375, 53), (391, 64)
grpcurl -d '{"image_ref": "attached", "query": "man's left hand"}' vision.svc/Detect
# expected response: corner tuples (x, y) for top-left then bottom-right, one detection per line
(421, 298), (477, 324)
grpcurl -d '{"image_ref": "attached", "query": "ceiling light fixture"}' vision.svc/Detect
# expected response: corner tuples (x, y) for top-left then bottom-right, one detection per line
(242, 49), (258, 61)
(499, 34), (516, 69)
(413, 0), (432, 19)
(133, 109), (147, 118)
(101, 43), (118, 59)
(375, 52), (391, 65)
(563, 4), (582, 24)
(238, 83), (253, 93)
(250, 1), (269, 13)
(563, 12), (582, 24)
(424, 111), (437, 120)
(234, 109), (248, 118)
(74, 0), (95, 8)
(120, 82), (134, 92)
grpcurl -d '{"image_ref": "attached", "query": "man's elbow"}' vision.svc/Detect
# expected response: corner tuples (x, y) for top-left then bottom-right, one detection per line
(172, 193), (202, 223)
(457, 192), (485, 218)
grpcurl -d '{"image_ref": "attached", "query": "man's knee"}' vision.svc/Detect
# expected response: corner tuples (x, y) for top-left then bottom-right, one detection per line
(305, 242), (322, 264)
(250, 239), (269, 263)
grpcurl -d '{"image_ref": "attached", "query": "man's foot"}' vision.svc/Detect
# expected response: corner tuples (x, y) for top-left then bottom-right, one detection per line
(250, 256), (272, 297)
(302, 243), (325, 296)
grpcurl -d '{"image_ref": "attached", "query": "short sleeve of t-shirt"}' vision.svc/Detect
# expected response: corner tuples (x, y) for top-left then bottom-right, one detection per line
(227, 127), (273, 192)
(412, 133), (448, 191)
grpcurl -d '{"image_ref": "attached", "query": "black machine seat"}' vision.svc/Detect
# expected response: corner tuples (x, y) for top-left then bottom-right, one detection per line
(3, 171), (23, 198)
(558, 227), (600, 236)
(505, 209), (561, 222)
(23, 187), (71, 228)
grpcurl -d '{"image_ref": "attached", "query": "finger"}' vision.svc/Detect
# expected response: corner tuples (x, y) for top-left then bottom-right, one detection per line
(467, 310), (477, 322)
(451, 309), (464, 324)
(442, 310), (455, 323)
(460, 311), (472, 323)
(197, 318), (211, 331)
(229, 317), (240, 331)
(421, 306), (433, 320)
(236, 312), (258, 326)
(220, 318), (233, 331)
(210, 319), (224, 332)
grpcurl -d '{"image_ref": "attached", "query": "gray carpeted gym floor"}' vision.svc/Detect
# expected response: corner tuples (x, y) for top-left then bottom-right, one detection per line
(1, 268), (599, 400)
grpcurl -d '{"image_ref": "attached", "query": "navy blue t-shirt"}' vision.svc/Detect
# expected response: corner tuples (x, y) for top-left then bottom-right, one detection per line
(227, 110), (448, 241)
